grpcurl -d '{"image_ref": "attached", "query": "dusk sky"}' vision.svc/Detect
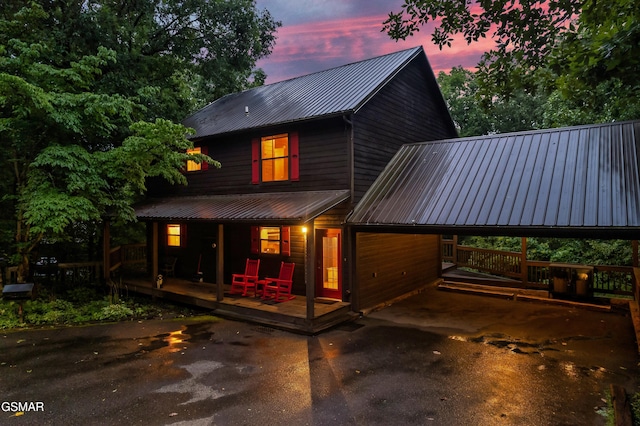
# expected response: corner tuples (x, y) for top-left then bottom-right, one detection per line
(255, 0), (491, 84)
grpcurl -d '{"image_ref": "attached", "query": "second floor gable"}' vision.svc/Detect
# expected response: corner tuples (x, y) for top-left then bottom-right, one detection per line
(149, 47), (457, 199)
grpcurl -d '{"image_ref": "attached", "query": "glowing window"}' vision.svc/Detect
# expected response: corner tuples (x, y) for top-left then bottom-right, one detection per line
(260, 227), (280, 254)
(167, 224), (181, 246)
(261, 134), (288, 181)
(186, 147), (201, 172)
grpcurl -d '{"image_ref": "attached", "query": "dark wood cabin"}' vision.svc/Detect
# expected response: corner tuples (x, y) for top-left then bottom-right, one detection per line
(134, 46), (457, 325)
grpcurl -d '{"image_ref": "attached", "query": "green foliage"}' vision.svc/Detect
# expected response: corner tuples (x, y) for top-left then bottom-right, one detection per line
(595, 389), (614, 424)
(459, 236), (632, 266)
(92, 302), (134, 322)
(0, 283), (206, 329)
(631, 392), (640, 426)
(0, 1), (278, 279)
(437, 67), (547, 136)
(387, 0), (640, 127)
(384, 0), (580, 96)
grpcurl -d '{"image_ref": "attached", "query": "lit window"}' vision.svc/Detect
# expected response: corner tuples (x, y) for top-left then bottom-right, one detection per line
(260, 227), (280, 254)
(186, 147), (201, 172)
(261, 134), (288, 181)
(167, 224), (181, 246)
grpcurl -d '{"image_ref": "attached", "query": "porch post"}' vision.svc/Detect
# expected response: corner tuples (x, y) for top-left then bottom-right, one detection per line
(306, 222), (315, 321)
(633, 240), (638, 267)
(216, 224), (224, 301)
(438, 235), (443, 277)
(521, 237), (528, 287)
(152, 222), (159, 280)
(452, 235), (458, 265)
(103, 219), (110, 281)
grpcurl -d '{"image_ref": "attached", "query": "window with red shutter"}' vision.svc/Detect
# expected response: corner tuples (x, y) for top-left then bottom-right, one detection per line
(252, 132), (299, 183)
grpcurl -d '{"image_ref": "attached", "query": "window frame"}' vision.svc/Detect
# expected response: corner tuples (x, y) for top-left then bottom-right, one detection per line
(166, 223), (182, 247)
(252, 132), (299, 184)
(251, 226), (291, 256)
(261, 134), (289, 182)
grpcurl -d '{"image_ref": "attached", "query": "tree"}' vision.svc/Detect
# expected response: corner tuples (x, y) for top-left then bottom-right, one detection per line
(384, 0), (640, 126)
(383, 0), (580, 96)
(1, 1), (277, 280)
(543, 0), (640, 126)
(437, 67), (547, 136)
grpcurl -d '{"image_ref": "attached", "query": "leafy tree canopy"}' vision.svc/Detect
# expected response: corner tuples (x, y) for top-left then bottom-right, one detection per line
(384, 0), (580, 94)
(0, 1), (278, 279)
(385, 0), (640, 127)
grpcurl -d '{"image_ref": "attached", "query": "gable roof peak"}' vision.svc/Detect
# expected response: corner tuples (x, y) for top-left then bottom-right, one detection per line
(184, 46), (429, 139)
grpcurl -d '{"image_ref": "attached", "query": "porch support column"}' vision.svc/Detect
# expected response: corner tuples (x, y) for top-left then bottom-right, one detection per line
(521, 237), (528, 287)
(633, 240), (638, 267)
(103, 219), (110, 282)
(452, 235), (458, 264)
(216, 224), (224, 301)
(306, 222), (315, 321)
(152, 222), (159, 280)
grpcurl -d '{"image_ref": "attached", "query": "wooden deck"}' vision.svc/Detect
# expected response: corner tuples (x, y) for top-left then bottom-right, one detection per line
(120, 277), (355, 334)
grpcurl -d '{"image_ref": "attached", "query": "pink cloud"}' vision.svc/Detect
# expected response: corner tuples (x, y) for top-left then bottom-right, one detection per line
(258, 13), (495, 83)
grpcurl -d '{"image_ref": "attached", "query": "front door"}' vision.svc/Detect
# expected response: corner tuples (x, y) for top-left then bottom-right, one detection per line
(315, 229), (342, 299)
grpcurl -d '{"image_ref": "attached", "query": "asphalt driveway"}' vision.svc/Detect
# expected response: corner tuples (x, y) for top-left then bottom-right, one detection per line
(1, 284), (638, 425)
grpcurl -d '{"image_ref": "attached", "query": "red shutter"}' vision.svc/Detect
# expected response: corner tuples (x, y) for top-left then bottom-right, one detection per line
(281, 226), (291, 256)
(251, 226), (259, 254)
(290, 132), (299, 181)
(251, 138), (260, 184)
(201, 146), (209, 170)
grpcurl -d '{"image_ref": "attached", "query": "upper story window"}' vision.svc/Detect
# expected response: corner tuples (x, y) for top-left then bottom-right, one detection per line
(261, 134), (289, 182)
(186, 146), (208, 172)
(186, 147), (201, 172)
(252, 132), (299, 184)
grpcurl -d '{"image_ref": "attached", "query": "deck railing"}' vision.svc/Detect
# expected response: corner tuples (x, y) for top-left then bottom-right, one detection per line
(442, 238), (635, 298)
(1, 244), (147, 285)
(456, 245), (522, 279)
(110, 243), (147, 272)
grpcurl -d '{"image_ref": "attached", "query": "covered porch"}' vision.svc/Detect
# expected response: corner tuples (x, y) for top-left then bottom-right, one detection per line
(120, 276), (353, 334)
(116, 189), (353, 334)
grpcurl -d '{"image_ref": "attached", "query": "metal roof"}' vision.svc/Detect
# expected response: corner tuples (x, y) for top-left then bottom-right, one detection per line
(347, 120), (640, 237)
(135, 190), (350, 223)
(183, 47), (425, 138)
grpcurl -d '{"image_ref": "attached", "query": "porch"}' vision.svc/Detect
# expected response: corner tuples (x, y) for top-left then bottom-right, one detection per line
(119, 276), (354, 334)
(441, 237), (638, 301)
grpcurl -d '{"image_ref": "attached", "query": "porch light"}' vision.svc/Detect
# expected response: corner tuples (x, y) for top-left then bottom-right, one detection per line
(302, 226), (308, 234)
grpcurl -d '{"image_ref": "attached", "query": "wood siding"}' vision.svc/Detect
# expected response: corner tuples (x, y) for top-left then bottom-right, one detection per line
(351, 58), (457, 202)
(148, 119), (351, 197)
(353, 233), (440, 311)
(223, 223), (307, 294)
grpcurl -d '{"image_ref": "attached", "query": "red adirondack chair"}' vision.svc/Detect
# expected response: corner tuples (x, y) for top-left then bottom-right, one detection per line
(259, 262), (295, 302)
(230, 259), (260, 296)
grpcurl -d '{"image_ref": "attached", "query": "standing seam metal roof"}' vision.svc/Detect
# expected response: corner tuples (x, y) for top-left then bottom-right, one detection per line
(347, 120), (640, 235)
(135, 190), (350, 223)
(183, 47), (424, 138)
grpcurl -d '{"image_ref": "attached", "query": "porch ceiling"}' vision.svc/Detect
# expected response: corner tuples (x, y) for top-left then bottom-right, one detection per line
(134, 190), (350, 223)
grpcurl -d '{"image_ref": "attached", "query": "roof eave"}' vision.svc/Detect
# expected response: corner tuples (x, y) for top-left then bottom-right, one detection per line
(187, 110), (356, 141)
(347, 223), (640, 239)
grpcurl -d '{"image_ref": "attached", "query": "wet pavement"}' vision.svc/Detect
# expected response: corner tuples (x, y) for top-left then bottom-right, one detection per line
(1, 284), (638, 425)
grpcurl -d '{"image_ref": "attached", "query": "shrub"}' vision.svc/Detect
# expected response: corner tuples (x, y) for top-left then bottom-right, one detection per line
(92, 303), (134, 321)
